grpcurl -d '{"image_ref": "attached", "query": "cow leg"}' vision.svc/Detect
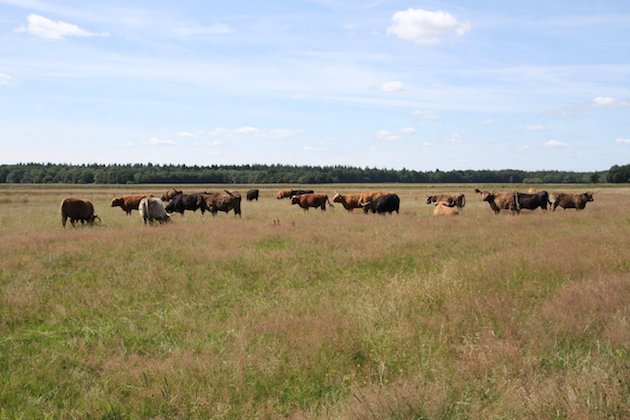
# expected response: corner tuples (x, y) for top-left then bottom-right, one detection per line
(62, 215), (67, 228)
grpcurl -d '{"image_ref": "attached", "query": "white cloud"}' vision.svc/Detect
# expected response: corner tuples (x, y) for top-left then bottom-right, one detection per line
(387, 9), (470, 45)
(526, 124), (547, 131)
(304, 146), (327, 152)
(592, 96), (629, 108)
(616, 138), (630, 144)
(482, 118), (494, 125)
(400, 127), (416, 134)
(235, 126), (261, 135)
(375, 130), (399, 141)
(412, 109), (438, 120)
(0, 73), (12, 85)
(177, 131), (198, 138)
(445, 132), (463, 143)
(15, 14), (108, 40)
(545, 139), (569, 148)
(148, 137), (176, 146)
(381, 80), (403, 92)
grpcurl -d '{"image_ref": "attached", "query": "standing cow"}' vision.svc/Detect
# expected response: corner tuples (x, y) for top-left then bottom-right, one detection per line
(202, 191), (242, 217)
(362, 193), (400, 215)
(552, 192), (594, 211)
(111, 194), (152, 215)
(332, 192), (364, 212)
(516, 191), (551, 210)
(475, 189), (519, 215)
(60, 198), (101, 228)
(139, 197), (171, 225)
(246, 189), (259, 201)
(165, 193), (207, 215)
(161, 188), (183, 202)
(291, 193), (334, 211)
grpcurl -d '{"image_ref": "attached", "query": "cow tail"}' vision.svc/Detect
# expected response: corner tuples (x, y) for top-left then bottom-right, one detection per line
(461, 194), (466, 208)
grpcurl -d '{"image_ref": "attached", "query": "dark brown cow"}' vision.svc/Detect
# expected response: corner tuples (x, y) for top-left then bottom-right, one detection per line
(552, 192), (594, 211)
(475, 189), (519, 214)
(60, 197), (101, 228)
(426, 193), (466, 208)
(161, 188), (182, 201)
(332, 192), (363, 212)
(201, 190), (242, 217)
(111, 194), (152, 215)
(291, 193), (334, 211)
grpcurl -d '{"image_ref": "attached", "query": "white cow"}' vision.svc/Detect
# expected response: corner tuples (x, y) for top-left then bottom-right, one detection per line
(139, 197), (171, 225)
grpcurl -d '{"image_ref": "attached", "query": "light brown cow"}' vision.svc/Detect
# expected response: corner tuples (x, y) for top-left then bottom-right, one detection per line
(276, 189), (292, 199)
(60, 197), (101, 228)
(475, 189), (519, 214)
(433, 202), (460, 216)
(291, 193), (334, 211)
(358, 191), (384, 205)
(161, 188), (182, 201)
(111, 194), (152, 215)
(332, 192), (364, 212)
(552, 192), (594, 211)
(527, 188), (538, 194)
(426, 193), (466, 208)
(201, 190), (242, 217)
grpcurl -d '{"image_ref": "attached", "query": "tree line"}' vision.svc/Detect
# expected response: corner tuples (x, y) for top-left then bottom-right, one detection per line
(0, 163), (626, 184)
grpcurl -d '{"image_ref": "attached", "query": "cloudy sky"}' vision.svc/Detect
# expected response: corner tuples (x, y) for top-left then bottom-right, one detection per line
(1, 0), (629, 170)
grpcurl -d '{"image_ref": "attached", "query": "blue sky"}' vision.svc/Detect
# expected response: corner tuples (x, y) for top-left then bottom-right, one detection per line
(1, 0), (629, 171)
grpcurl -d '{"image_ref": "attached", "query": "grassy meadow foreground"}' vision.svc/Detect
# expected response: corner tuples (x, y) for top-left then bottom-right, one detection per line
(1, 184), (629, 418)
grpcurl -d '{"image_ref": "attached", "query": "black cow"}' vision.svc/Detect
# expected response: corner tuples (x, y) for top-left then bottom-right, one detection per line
(363, 193), (400, 215)
(246, 189), (259, 201)
(289, 189), (314, 197)
(165, 193), (207, 215)
(516, 191), (551, 210)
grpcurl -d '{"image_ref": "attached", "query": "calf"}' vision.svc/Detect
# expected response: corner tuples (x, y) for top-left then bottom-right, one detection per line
(246, 189), (259, 201)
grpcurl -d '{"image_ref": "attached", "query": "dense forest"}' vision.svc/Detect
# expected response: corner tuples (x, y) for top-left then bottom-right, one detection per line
(0, 163), (627, 184)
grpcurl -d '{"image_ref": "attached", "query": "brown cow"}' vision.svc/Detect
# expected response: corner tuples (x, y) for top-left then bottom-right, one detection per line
(201, 190), (242, 217)
(60, 197), (101, 228)
(291, 193), (334, 211)
(426, 193), (466, 208)
(111, 194), (152, 215)
(433, 202), (460, 216)
(332, 192), (364, 212)
(161, 188), (182, 201)
(475, 189), (519, 214)
(276, 189), (292, 199)
(359, 191), (384, 205)
(552, 192), (594, 211)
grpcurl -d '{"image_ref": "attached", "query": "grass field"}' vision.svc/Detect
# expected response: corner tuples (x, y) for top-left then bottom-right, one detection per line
(1, 184), (629, 418)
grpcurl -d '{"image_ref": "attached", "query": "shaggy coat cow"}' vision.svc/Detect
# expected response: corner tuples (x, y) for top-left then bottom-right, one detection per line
(139, 197), (171, 225)
(475, 189), (519, 214)
(516, 191), (551, 210)
(359, 191), (384, 204)
(60, 197), (101, 228)
(276, 189), (314, 199)
(202, 191), (242, 217)
(332, 192), (364, 212)
(111, 194), (151, 215)
(246, 189), (259, 201)
(552, 192), (594, 211)
(433, 202), (459, 216)
(161, 188), (183, 202)
(291, 193), (334, 211)
(276, 189), (292, 199)
(426, 193), (466, 208)
(363, 193), (400, 215)
(165, 193), (207, 215)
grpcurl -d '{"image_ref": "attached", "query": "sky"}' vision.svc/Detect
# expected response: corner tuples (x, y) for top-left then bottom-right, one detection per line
(1, 1), (629, 171)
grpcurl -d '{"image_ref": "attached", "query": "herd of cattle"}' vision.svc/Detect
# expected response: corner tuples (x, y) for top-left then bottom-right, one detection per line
(59, 187), (595, 227)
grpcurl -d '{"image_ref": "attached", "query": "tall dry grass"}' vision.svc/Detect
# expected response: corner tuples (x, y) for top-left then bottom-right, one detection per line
(0, 184), (628, 418)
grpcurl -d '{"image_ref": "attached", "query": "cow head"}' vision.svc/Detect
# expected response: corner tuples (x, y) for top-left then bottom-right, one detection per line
(291, 196), (300, 205)
(476, 189), (495, 202)
(111, 197), (123, 207)
(583, 192), (594, 202)
(426, 195), (436, 205)
(332, 192), (343, 203)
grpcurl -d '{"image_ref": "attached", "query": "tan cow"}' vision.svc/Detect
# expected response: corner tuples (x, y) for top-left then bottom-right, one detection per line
(426, 193), (466, 208)
(111, 194), (152, 215)
(291, 193), (334, 211)
(276, 189), (292, 199)
(332, 192), (364, 212)
(433, 202), (459, 216)
(552, 192), (594, 211)
(475, 189), (519, 214)
(358, 191), (384, 205)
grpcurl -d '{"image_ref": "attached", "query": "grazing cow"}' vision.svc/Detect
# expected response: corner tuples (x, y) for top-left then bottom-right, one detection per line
(433, 202), (459, 216)
(475, 189), (519, 214)
(516, 191), (551, 210)
(111, 194), (152, 215)
(246, 189), (259, 201)
(552, 192), (594, 211)
(139, 197), (171, 225)
(363, 193), (400, 215)
(291, 193), (334, 211)
(426, 193), (466, 208)
(161, 188), (182, 202)
(332, 192), (364, 212)
(60, 198), (101, 228)
(276, 189), (292, 199)
(165, 193), (207, 215)
(201, 190), (242, 217)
